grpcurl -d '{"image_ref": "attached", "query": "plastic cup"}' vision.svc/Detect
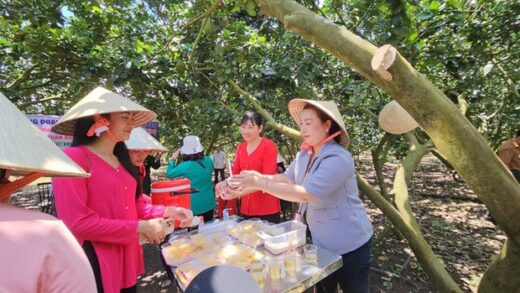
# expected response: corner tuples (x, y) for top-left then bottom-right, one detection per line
(303, 244), (318, 265)
(284, 252), (298, 279)
(250, 260), (265, 287)
(266, 256), (283, 281)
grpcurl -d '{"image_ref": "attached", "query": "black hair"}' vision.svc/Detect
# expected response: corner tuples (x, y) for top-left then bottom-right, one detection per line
(0, 169), (6, 181)
(302, 104), (342, 144)
(181, 152), (205, 162)
(240, 111), (263, 128)
(72, 115), (142, 199)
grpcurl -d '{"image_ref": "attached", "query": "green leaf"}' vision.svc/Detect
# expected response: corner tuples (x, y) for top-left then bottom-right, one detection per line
(222, 28), (231, 38)
(447, 0), (462, 9)
(246, 0), (256, 16)
(406, 32), (418, 44)
(429, 1), (441, 11)
(91, 6), (103, 14)
(136, 39), (144, 53)
(416, 11), (433, 21)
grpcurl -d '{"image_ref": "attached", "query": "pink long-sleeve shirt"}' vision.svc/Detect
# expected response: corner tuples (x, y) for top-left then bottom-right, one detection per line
(52, 146), (164, 293)
(0, 203), (96, 293)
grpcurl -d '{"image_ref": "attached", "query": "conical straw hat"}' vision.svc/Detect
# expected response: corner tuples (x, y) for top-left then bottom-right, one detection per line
(288, 99), (350, 148)
(125, 127), (167, 152)
(52, 87), (156, 135)
(0, 92), (88, 177)
(378, 100), (418, 134)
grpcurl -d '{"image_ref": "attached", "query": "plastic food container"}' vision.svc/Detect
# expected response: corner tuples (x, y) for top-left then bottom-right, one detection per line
(261, 220), (307, 255)
(197, 219), (237, 235)
(175, 243), (264, 286)
(228, 220), (263, 248)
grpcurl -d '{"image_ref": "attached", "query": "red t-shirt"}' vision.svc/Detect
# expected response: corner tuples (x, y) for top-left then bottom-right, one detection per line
(233, 137), (280, 216)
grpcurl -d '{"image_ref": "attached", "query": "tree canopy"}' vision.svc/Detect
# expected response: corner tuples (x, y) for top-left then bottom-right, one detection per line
(1, 0), (517, 154)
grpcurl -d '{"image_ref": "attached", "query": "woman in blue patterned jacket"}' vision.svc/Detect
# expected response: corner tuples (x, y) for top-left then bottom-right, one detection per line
(220, 99), (373, 293)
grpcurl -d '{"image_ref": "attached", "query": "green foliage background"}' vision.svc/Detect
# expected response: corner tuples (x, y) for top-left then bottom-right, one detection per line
(1, 0), (518, 158)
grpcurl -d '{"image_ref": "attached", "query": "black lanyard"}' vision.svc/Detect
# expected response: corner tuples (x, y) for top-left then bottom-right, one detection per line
(296, 155), (318, 221)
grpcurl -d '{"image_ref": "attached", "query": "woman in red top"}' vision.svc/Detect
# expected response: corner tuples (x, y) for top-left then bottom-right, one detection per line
(216, 111), (281, 223)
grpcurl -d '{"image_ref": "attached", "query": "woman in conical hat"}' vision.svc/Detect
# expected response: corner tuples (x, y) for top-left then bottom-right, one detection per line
(125, 127), (193, 222)
(221, 99), (373, 293)
(51, 87), (191, 293)
(126, 127), (165, 195)
(0, 92), (96, 292)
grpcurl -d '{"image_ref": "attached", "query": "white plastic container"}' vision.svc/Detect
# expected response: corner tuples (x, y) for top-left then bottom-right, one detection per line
(261, 220), (307, 255)
(197, 219), (237, 235)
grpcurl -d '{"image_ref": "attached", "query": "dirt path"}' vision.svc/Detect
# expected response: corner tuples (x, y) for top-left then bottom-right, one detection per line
(357, 154), (504, 292)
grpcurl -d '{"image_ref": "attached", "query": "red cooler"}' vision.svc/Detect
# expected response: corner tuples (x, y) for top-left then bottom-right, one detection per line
(151, 179), (194, 227)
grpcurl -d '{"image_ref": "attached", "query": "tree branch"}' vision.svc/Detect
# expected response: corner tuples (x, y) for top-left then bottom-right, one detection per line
(228, 79), (301, 140)
(145, 0), (223, 66)
(6, 65), (37, 90)
(18, 94), (65, 110)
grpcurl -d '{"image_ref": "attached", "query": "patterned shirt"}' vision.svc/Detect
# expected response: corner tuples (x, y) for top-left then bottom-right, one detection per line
(284, 140), (373, 255)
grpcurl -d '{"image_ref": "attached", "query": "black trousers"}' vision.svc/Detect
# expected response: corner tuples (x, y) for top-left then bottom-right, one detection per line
(317, 238), (372, 293)
(198, 209), (214, 222)
(83, 241), (137, 293)
(214, 168), (225, 184)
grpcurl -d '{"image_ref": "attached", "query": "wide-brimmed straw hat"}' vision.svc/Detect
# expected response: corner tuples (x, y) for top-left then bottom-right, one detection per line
(180, 135), (204, 155)
(378, 100), (418, 134)
(52, 86), (157, 135)
(125, 127), (168, 152)
(288, 99), (350, 148)
(0, 92), (88, 177)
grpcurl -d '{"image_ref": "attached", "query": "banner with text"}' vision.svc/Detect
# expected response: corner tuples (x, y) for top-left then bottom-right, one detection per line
(26, 114), (159, 148)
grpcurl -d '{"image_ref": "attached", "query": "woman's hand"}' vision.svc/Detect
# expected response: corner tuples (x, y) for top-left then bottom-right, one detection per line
(163, 206), (193, 222)
(227, 186), (258, 198)
(171, 149), (181, 161)
(137, 219), (165, 244)
(215, 180), (229, 197)
(228, 171), (263, 189)
(215, 180), (239, 200)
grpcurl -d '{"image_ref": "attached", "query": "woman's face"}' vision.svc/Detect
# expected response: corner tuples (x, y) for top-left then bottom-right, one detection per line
(129, 150), (150, 166)
(109, 112), (135, 141)
(239, 120), (262, 143)
(299, 108), (331, 146)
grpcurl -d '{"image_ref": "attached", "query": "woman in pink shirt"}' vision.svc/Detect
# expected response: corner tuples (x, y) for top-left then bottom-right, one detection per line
(0, 92), (96, 293)
(51, 88), (193, 293)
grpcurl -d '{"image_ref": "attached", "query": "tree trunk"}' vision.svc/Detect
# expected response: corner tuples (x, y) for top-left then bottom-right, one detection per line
(478, 240), (520, 293)
(392, 135), (431, 233)
(229, 79), (301, 140)
(357, 175), (462, 293)
(371, 133), (393, 200)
